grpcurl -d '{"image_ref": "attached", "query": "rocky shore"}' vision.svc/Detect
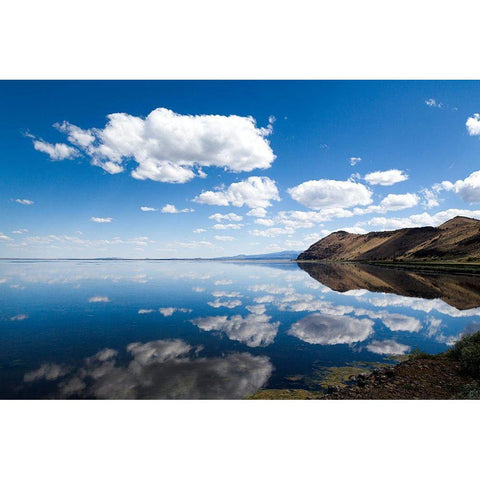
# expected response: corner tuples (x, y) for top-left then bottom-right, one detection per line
(251, 332), (480, 400)
(324, 354), (479, 399)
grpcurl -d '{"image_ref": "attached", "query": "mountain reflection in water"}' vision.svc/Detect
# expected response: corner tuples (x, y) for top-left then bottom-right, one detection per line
(1, 259), (480, 399)
(298, 261), (480, 310)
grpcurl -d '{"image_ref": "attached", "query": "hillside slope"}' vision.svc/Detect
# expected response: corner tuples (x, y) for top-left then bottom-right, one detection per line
(297, 216), (480, 262)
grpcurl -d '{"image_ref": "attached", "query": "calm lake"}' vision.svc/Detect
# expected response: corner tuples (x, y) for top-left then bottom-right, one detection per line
(1, 259), (480, 399)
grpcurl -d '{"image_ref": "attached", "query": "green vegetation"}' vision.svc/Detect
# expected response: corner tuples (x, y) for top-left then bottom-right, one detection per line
(249, 389), (324, 400)
(408, 347), (438, 360)
(449, 331), (480, 377)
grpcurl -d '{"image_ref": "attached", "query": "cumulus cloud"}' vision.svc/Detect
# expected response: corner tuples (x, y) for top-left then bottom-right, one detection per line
(364, 169), (408, 186)
(38, 108), (276, 183)
(161, 204), (194, 213)
(425, 98), (443, 109)
(247, 207), (267, 217)
(420, 188), (440, 209)
(366, 340), (410, 355)
(213, 223), (243, 230)
(15, 198), (34, 205)
(378, 193), (419, 211)
(90, 217), (112, 223)
(193, 228), (206, 234)
(53, 121), (96, 148)
(194, 176), (280, 209)
(466, 113), (480, 136)
(358, 208), (480, 231)
(33, 139), (79, 161)
(140, 206), (158, 212)
(209, 213), (243, 222)
(288, 179), (372, 209)
(0, 232), (12, 241)
(214, 235), (235, 241)
(288, 313), (374, 345)
(349, 157), (362, 166)
(443, 170), (480, 203)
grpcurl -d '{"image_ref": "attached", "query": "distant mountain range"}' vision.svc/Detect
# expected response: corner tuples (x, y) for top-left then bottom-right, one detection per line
(215, 250), (301, 260)
(297, 216), (480, 262)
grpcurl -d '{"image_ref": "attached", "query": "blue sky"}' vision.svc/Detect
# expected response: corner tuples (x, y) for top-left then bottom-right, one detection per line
(1, 80), (480, 258)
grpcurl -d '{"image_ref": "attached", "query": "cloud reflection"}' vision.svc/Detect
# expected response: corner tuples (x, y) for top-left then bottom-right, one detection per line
(289, 314), (374, 345)
(193, 313), (279, 347)
(366, 340), (410, 355)
(23, 339), (273, 399)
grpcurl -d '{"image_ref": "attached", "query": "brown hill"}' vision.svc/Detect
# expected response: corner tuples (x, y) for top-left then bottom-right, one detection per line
(297, 216), (480, 262)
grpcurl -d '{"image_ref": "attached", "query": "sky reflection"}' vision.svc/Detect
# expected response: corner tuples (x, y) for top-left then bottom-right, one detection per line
(1, 259), (479, 398)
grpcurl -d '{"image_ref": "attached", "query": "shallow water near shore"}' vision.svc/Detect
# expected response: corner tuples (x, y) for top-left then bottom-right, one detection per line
(1, 259), (479, 399)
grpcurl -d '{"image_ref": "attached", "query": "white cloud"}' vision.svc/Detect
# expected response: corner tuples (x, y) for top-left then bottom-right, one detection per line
(246, 207), (267, 217)
(425, 98), (443, 109)
(366, 340), (410, 355)
(420, 188), (440, 208)
(140, 206), (158, 212)
(349, 156), (362, 166)
(33, 139), (79, 161)
(175, 240), (214, 249)
(254, 218), (275, 226)
(194, 176), (280, 209)
(466, 113), (480, 136)
(138, 309), (154, 314)
(88, 296), (110, 303)
(209, 213), (243, 222)
(161, 204), (194, 213)
(193, 228), (206, 234)
(446, 170), (480, 203)
(15, 198), (34, 205)
(90, 217), (112, 223)
(378, 193), (419, 211)
(43, 108), (276, 183)
(213, 223), (243, 230)
(359, 208), (480, 231)
(249, 209), (355, 238)
(289, 313), (374, 345)
(288, 179), (372, 209)
(0, 232), (12, 241)
(364, 169), (408, 186)
(54, 121), (96, 148)
(214, 235), (235, 242)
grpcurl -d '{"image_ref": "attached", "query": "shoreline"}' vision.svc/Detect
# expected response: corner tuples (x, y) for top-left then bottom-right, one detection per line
(251, 333), (480, 400)
(295, 259), (480, 275)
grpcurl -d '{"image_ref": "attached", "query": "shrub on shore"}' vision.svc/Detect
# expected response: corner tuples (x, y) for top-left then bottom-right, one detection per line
(449, 331), (480, 377)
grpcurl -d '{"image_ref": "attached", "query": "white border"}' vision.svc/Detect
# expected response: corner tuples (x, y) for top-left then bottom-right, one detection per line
(1, 1), (479, 477)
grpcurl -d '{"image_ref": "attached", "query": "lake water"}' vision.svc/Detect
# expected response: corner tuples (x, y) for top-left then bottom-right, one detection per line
(1, 259), (480, 399)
